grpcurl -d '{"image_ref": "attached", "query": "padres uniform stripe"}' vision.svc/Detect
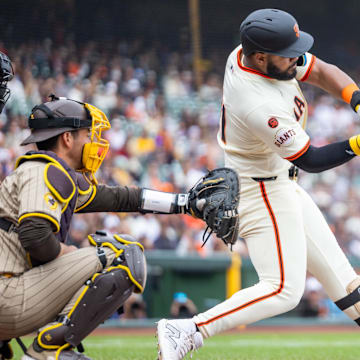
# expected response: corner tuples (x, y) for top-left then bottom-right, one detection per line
(300, 55), (316, 82)
(197, 181), (284, 327)
(284, 139), (310, 161)
(236, 49), (272, 79)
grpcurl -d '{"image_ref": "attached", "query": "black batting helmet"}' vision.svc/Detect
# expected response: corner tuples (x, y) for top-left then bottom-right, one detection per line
(240, 9), (314, 57)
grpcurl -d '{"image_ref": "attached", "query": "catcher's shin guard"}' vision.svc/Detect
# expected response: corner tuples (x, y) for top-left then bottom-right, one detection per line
(335, 277), (360, 325)
(35, 233), (146, 353)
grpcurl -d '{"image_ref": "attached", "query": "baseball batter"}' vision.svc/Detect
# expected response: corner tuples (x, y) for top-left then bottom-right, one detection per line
(157, 9), (360, 359)
(0, 94), (204, 360)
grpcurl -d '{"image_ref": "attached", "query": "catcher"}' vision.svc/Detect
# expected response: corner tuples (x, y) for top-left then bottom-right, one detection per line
(0, 94), (239, 360)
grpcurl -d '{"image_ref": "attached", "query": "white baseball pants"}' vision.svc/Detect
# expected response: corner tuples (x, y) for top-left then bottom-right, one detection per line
(194, 171), (358, 338)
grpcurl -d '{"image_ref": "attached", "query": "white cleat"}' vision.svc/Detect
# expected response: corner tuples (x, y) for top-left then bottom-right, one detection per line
(157, 318), (203, 360)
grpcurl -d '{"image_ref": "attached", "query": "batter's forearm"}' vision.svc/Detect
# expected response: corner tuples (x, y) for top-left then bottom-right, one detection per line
(306, 59), (356, 101)
(291, 140), (356, 173)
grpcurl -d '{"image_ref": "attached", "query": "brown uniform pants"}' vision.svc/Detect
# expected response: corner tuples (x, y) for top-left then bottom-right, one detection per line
(0, 247), (115, 340)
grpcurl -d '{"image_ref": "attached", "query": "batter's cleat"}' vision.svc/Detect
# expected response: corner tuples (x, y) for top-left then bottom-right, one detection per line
(157, 318), (203, 359)
(21, 342), (92, 360)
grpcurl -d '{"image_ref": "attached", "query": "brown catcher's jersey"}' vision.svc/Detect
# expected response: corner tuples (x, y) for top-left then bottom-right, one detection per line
(0, 160), (95, 275)
(218, 45), (316, 177)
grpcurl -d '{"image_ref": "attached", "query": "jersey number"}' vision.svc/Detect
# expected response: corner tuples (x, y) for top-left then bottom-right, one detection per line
(220, 104), (226, 144)
(294, 96), (305, 121)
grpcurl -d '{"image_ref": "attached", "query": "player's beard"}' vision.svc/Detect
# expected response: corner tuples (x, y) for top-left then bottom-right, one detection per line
(266, 60), (297, 80)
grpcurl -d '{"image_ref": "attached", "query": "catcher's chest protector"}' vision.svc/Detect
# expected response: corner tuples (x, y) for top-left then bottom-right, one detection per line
(16, 150), (80, 243)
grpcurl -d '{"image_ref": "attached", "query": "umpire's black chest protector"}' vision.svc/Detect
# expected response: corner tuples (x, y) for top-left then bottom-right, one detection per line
(16, 150), (85, 243)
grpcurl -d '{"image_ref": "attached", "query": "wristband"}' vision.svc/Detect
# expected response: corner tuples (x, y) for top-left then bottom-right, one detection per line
(349, 135), (360, 156)
(342, 83), (359, 104)
(140, 189), (188, 214)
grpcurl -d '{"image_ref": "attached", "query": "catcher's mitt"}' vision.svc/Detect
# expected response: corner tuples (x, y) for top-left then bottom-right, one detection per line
(188, 167), (240, 248)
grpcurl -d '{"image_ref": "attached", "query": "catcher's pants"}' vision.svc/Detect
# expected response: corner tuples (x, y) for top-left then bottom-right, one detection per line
(0, 247), (115, 339)
(194, 171), (358, 337)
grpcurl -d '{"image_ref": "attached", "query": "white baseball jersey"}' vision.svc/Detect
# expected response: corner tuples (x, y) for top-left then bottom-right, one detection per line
(217, 45), (315, 177)
(193, 45), (359, 338)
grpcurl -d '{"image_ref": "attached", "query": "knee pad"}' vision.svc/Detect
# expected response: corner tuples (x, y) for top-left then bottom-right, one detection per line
(89, 231), (146, 289)
(335, 277), (360, 324)
(89, 230), (146, 292)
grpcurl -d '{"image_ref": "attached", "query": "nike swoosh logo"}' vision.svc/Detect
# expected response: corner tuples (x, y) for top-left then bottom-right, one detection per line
(165, 323), (181, 349)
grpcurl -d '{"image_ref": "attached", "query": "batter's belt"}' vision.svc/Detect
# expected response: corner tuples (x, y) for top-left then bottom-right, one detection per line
(251, 165), (299, 182)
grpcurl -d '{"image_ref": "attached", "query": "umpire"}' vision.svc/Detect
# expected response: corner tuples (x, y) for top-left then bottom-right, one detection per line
(0, 94), (164, 360)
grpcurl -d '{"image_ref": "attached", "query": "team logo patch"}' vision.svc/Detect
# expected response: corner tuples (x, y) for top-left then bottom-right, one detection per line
(44, 192), (58, 211)
(268, 117), (278, 128)
(274, 128), (296, 147)
(294, 23), (300, 38)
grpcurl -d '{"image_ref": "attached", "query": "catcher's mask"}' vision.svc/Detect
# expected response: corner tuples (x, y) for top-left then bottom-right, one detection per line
(0, 51), (14, 113)
(21, 94), (111, 184)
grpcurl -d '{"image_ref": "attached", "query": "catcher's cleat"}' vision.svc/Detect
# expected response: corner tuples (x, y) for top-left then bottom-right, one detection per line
(157, 319), (203, 360)
(21, 342), (92, 360)
(0, 340), (13, 360)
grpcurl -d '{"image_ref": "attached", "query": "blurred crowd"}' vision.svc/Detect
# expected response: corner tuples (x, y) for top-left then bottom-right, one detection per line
(1, 38), (360, 266)
(2, 38), (360, 320)
(0, 39), (226, 257)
